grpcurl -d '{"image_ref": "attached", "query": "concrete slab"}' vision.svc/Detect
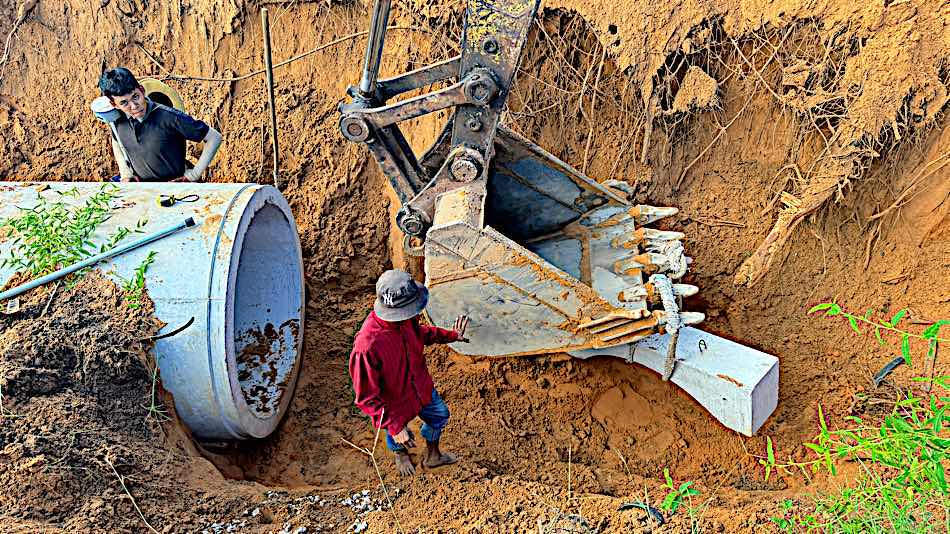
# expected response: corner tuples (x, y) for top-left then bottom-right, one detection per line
(570, 327), (778, 436)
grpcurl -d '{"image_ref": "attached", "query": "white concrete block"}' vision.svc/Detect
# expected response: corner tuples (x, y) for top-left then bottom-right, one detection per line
(570, 327), (778, 436)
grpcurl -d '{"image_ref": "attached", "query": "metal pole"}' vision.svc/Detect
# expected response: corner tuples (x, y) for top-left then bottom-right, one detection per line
(358, 0), (392, 97)
(0, 218), (197, 302)
(261, 8), (280, 187)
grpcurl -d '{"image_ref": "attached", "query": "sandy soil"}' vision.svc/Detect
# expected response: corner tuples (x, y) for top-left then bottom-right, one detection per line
(0, 0), (947, 532)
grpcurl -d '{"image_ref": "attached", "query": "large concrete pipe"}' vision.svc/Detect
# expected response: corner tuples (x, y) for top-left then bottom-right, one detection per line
(0, 182), (304, 440)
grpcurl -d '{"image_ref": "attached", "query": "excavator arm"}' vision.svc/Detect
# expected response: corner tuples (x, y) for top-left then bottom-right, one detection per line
(339, 0), (779, 436)
(340, 0), (538, 233)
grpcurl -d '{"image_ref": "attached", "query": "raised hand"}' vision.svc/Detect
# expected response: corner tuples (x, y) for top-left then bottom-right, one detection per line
(454, 315), (470, 342)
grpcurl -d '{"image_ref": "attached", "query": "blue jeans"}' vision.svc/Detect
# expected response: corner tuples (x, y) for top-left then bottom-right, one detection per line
(386, 389), (450, 452)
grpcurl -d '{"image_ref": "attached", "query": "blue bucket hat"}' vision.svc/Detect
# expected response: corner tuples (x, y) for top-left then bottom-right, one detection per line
(374, 269), (429, 322)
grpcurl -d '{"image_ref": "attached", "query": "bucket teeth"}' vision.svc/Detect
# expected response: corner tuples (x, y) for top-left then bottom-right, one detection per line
(613, 256), (647, 276)
(579, 310), (649, 331)
(587, 315), (659, 341)
(583, 204), (677, 230)
(631, 205), (678, 225)
(645, 282), (699, 300)
(673, 283), (699, 297)
(618, 285), (647, 302)
(645, 228), (685, 241)
(653, 310), (706, 326)
(676, 312), (705, 325)
(610, 228), (685, 249)
(614, 252), (675, 275)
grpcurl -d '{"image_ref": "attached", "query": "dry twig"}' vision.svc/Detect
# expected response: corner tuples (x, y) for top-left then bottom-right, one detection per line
(340, 408), (406, 534)
(0, 0), (39, 80)
(675, 27), (793, 191)
(105, 456), (160, 534)
(869, 151), (950, 221)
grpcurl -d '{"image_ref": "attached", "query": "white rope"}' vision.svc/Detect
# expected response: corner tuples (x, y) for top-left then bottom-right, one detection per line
(650, 273), (680, 381)
(647, 240), (689, 279)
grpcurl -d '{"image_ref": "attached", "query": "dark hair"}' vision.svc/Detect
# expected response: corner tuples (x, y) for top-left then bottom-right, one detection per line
(99, 67), (140, 97)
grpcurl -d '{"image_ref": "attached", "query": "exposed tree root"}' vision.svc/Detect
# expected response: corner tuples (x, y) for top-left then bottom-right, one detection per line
(0, 0), (38, 80)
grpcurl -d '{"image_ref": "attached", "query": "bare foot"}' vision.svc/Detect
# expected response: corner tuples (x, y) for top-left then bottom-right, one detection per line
(423, 451), (458, 468)
(394, 451), (415, 476)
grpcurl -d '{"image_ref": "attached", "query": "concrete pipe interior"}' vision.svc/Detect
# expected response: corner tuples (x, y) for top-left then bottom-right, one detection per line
(231, 202), (303, 424)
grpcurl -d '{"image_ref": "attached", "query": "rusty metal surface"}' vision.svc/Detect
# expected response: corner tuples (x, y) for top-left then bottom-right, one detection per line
(339, 0), (707, 357)
(352, 77), (473, 130)
(364, 127), (426, 202)
(377, 55), (461, 100)
(451, 0), (540, 153)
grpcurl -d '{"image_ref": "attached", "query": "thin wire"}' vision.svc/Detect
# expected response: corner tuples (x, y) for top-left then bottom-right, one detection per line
(139, 26), (428, 83)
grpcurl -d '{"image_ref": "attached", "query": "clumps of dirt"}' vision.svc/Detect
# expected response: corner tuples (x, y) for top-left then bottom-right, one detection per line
(0, 272), (256, 532)
(670, 66), (720, 113)
(0, 275), (138, 521)
(0, 274), (159, 397)
(0, 273), (160, 525)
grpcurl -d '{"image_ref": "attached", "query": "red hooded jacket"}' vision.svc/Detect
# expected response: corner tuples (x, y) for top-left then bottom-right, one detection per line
(348, 311), (459, 435)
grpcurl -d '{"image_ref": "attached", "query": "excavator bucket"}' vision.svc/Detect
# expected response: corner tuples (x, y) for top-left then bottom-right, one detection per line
(424, 126), (700, 356)
(422, 127), (779, 436)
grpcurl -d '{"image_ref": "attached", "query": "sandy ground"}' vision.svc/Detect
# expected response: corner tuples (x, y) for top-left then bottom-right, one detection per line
(0, 0), (948, 532)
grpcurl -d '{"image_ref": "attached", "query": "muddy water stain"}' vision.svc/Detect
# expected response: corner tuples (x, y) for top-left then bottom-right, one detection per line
(235, 319), (299, 417)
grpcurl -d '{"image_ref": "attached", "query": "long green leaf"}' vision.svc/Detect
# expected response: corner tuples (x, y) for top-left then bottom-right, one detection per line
(923, 320), (950, 340)
(889, 309), (907, 327)
(874, 327), (884, 346)
(848, 316), (860, 333)
(901, 335), (911, 365)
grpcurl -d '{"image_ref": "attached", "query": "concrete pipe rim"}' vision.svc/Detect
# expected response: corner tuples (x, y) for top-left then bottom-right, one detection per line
(223, 186), (304, 439)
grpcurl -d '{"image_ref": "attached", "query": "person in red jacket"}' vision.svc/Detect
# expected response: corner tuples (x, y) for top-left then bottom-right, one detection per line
(349, 269), (470, 476)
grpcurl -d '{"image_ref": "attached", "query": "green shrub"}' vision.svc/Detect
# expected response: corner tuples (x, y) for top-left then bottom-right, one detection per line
(764, 303), (949, 533)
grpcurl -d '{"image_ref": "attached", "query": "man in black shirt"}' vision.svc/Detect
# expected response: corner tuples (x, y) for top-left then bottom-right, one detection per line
(99, 68), (222, 182)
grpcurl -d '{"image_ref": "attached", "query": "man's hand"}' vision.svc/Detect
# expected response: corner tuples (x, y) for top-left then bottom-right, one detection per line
(170, 176), (189, 182)
(454, 315), (470, 343)
(392, 427), (415, 449)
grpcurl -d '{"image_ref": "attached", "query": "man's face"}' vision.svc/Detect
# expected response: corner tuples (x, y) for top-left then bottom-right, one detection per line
(110, 87), (147, 120)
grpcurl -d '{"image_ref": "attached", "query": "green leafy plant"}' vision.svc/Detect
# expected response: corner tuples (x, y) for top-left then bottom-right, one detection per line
(0, 185), (154, 294)
(1, 185), (118, 277)
(661, 467), (702, 531)
(661, 468), (700, 514)
(0, 185), (151, 289)
(772, 499), (817, 531)
(121, 251), (157, 310)
(100, 217), (148, 253)
(808, 302), (948, 367)
(761, 304), (950, 532)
